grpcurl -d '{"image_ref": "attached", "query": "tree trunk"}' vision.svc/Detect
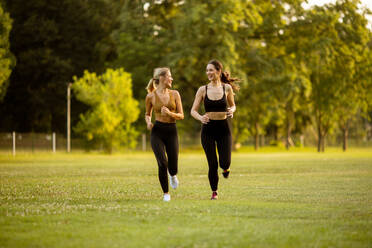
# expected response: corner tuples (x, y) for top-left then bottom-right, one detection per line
(317, 125), (322, 152)
(254, 122), (259, 150)
(300, 135), (304, 147)
(285, 117), (291, 150)
(317, 126), (326, 152)
(322, 126), (330, 152)
(105, 139), (113, 154)
(316, 109), (323, 152)
(229, 120), (238, 151)
(274, 125), (278, 142)
(342, 122), (349, 152)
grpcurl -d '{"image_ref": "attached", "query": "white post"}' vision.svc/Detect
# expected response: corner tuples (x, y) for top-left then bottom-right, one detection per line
(67, 83), (71, 153)
(142, 133), (146, 151)
(53, 132), (56, 153)
(12, 131), (16, 156)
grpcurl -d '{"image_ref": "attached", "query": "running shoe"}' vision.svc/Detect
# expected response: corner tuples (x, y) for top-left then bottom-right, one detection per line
(211, 191), (218, 200)
(169, 175), (179, 189)
(163, 193), (171, 202)
(222, 168), (230, 178)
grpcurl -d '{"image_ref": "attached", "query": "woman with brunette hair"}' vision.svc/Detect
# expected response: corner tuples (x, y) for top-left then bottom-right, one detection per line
(145, 67), (184, 202)
(191, 59), (239, 200)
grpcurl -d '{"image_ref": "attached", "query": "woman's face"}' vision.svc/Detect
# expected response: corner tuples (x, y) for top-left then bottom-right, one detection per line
(206, 64), (220, 82)
(160, 70), (173, 88)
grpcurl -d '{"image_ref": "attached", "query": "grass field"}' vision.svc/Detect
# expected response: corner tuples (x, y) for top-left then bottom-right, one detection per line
(1, 148), (372, 247)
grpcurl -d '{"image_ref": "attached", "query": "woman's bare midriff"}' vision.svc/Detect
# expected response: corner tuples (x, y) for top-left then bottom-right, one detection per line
(155, 113), (176, 123)
(206, 112), (227, 120)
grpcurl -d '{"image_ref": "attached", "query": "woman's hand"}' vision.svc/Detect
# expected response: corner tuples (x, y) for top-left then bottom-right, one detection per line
(147, 122), (154, 130)
(199, 114), (210, 124)
(161, 106), (170, 116)
(227, 107), (234, 118)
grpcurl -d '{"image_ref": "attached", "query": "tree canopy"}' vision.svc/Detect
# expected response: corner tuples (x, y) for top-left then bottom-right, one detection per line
(72, 68), (139, 153)
(0, 2), (13, 101)
(1, 0), (371, 151)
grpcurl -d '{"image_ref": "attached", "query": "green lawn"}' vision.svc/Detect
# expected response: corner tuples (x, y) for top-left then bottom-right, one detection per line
(1, 149), (372, 248)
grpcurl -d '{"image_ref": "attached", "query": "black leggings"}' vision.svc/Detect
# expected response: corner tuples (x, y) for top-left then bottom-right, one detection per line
(151, 121), (179, 193)
(201, 119), (232, 191)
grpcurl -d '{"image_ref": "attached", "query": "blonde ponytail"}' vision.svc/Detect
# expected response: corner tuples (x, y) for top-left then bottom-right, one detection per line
(145, 67), (170, 93)
(146, 78), (157, 93)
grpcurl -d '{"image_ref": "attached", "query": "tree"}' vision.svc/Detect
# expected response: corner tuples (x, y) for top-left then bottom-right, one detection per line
(163, 0), (261, 139)
(112, 0), (164, 99)
(330, 0), (371, 151)
(286, 4), (346, 152)
(72, 68), (139, 153)
(278, 31), (313, 149)
(0, 0), (119, 133)
(234, 0), (310, 150)
(111, 1), (183, 134)
(293, 0), (372, 152)
(0, 2), (13, 101)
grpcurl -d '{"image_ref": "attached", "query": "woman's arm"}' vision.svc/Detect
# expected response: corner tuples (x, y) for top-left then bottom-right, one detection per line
(191, 86), (209, 124)
(162, 91), (184, 120)
(145, 93), (154, 130)
(226, 84), (236, 118)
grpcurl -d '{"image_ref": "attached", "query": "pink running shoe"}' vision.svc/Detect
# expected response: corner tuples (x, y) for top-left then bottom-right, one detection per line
(222, 168), (230, 178)
(211, 191), (218, 200)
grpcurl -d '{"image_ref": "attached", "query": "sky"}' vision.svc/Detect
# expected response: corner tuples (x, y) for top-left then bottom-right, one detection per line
(306, 0), (372, 10)
(305, 0), (372, 28)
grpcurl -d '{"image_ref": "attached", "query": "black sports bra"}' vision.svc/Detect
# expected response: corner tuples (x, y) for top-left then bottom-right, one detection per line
(204, 84), (227, 112)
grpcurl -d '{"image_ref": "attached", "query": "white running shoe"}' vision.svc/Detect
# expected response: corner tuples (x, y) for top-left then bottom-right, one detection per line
(169, 175), (179, 189)
(163, 193), (171, 202)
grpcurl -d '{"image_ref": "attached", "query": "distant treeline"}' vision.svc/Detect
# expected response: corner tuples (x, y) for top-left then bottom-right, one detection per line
(0, 0), (371, 151)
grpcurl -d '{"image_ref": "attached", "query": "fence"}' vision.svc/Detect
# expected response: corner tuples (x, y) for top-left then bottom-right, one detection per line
(0, 132), (83, 154)
(0, 132), (172, 154)
(0, 131), (203, 154)
(1, 130), (371, 155)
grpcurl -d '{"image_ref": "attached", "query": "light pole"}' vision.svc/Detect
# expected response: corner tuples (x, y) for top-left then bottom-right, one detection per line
(67, 83), (72, 153)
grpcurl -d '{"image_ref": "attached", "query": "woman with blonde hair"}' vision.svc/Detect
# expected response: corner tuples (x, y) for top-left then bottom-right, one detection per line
(145, 67), (184, 202)
(191, 59), (239, 200)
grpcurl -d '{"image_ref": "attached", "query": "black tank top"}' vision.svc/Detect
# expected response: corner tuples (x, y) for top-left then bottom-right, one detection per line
(204, 84), (227, 112)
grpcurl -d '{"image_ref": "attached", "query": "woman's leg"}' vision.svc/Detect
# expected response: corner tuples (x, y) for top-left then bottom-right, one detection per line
(151, 129), (169, 193)
(216, 133), (232, 171)
(201, 125), (219, 192)
(165, 125), (179, 177)
(216, 120), (232, 178)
